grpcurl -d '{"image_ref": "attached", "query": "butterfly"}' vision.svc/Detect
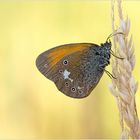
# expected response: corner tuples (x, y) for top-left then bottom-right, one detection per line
(36, 32), (123, 98)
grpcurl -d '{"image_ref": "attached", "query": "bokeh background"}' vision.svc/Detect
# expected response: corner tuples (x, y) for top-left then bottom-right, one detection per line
(0, 0), (140, 139)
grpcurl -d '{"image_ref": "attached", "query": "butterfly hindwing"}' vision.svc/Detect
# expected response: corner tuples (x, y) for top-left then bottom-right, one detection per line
(49, 51), (88, 98)
(36, 43), (104, 98)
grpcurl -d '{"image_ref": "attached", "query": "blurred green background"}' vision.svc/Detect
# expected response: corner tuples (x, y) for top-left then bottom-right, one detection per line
(0, 0), (140, 139)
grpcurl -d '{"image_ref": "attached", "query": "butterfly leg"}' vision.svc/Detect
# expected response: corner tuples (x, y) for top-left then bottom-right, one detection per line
(99, 62), (116, 79)
(104, 69), (117, 79)
(99, 60), (109, 68)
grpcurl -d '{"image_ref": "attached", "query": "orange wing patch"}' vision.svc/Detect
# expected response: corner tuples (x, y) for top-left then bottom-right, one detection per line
(46, 43), (93, 67)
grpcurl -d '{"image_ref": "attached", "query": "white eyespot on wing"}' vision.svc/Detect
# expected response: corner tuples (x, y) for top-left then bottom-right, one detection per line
(63, 69), (73, 82)
(63, 60), (68, 65)
(77, 86), (84, 94)
(78, 90), (83, 94)
(71, 87), (76, 92)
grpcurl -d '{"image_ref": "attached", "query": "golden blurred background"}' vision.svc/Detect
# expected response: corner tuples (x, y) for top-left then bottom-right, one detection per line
(0, 1), (140, 139)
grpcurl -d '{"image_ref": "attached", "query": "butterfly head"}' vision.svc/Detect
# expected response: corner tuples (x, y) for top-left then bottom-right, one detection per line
(101, 40), (111, 49)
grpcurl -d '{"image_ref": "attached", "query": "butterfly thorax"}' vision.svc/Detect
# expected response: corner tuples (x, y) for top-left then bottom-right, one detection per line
(97, 41), (112, 68)
(77, 42), (111, 93)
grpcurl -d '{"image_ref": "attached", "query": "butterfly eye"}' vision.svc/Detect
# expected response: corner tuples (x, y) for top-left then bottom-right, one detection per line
(65, 82), (69, 87)
(95, 52), (100, 55)
(71, 87), (76, 92)
(63, 60), (68, 65)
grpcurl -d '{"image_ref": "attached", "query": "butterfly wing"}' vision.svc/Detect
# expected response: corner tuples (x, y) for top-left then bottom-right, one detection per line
(36, 43), (104, 98)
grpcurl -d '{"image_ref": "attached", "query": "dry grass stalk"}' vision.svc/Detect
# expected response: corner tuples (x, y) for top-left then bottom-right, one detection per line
(109, 0), (140, 139)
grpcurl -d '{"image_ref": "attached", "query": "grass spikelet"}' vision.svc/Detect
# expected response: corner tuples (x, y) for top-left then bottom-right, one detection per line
(109, 0), (140, 139)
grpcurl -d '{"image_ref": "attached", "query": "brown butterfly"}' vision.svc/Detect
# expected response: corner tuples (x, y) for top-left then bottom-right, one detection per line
(36, 32), (123, 98)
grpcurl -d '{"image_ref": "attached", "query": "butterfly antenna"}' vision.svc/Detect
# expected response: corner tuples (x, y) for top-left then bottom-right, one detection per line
(106, 31), (125, 42)
(110, 50), (124, 59)
(104, 69), (117, 79)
